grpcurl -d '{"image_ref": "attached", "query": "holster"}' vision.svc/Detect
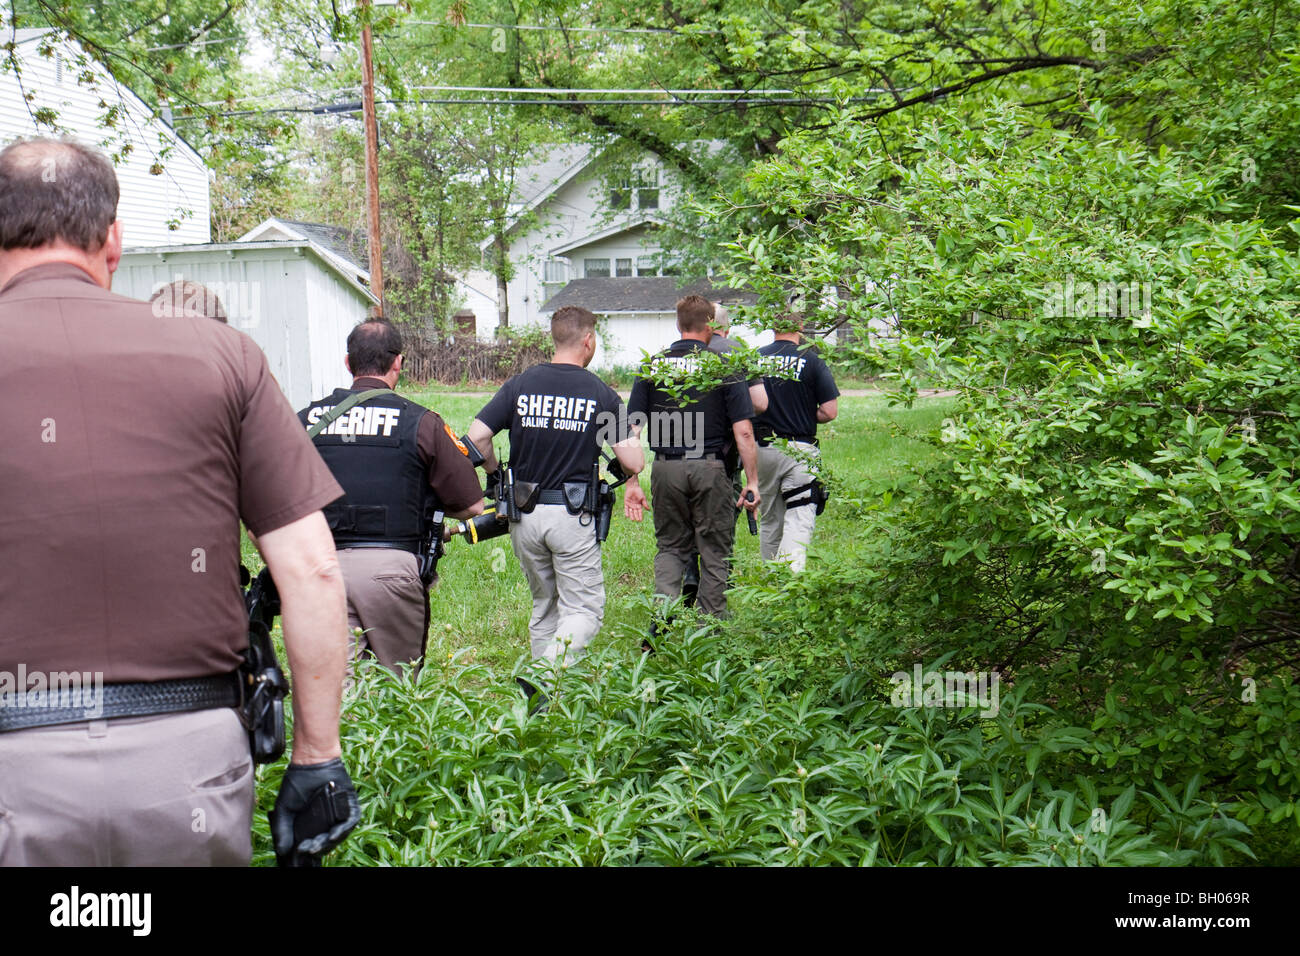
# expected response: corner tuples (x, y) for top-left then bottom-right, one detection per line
(240, 566), (289, 764)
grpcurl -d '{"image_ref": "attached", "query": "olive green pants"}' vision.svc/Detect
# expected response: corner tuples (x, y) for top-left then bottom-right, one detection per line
(651, 457), (736, 617)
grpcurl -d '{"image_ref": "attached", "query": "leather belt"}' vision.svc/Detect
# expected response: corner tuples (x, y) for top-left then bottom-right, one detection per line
(335, 539), (420, 553)
(535, 489), (572, 506)
(0, 672), (241, 733)
(653, 450), (726, 461)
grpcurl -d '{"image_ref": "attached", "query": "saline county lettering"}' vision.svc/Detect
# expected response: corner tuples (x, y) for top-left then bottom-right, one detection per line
(50, 886), (151, 936)
(305, 404), (401, 437)
(514, 393), (600, 431)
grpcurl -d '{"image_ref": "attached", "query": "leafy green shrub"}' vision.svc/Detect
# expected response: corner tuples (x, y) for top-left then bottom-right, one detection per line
(252, 623), (1249, 865)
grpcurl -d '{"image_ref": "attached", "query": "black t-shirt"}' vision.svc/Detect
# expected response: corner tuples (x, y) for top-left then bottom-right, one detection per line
(628, 339), (754, 455)
(755, 339), (839, 442)
(476, 362), (626, 488)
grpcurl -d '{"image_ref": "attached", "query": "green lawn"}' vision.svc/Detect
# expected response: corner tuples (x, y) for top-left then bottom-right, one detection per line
(243, 389), (952, 678)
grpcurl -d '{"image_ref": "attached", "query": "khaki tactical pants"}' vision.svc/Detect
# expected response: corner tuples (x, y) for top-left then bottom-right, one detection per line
(509, 504), (605, 664)
(758, 442), (820, 572)
(651, 458), (736, 616)
(0, 708), (253, 866)
(337, 546), (429, 674)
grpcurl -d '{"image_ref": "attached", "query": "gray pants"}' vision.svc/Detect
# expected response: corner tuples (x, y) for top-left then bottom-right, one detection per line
(337, 546), (429, 673)
(758, 442), (820, 572)
(510, 504), (605, 664)
(651, 458), (736, 616)
(0, 708), (253, 866)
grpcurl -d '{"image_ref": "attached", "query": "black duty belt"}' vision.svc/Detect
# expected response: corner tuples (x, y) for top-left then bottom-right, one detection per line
(653, 450), (726, 461)
(335, 539), (420, 553)
(0, 672), (241, 733)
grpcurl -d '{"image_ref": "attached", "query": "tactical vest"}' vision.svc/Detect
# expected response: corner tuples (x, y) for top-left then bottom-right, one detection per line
(301, 389), (434, 551)
(643, 341), (733, 456)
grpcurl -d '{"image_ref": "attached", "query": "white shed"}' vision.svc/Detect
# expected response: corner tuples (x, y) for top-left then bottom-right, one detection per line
(114, 240), (378, 410)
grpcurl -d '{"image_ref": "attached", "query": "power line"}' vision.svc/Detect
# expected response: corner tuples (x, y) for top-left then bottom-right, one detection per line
(171, 95), (875, 122)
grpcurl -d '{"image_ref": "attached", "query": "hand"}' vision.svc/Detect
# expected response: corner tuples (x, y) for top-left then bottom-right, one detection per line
(624, 483), (648, 521)
(270, 757), (361, 867)
(736, 485), (761, 512)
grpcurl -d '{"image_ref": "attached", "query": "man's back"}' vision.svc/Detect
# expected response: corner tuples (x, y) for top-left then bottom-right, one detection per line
(0, 263), (338, 683)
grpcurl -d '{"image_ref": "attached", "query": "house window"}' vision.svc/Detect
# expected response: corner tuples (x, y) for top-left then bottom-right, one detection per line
(584, 258), (611, 278)
(616, 258), (633, 277)
(636, 256), (657, 276)
(608, 175), (631, 211)
(634, 168), (659, 209)
(542, 258), (569, 301)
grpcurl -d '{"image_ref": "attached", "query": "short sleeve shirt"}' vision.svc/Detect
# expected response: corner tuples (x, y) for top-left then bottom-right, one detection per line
(0, 263), (343, 683)
(628, 340), (754, 455)
(755, 339), (839, 442)
(476, 362), (626, 488)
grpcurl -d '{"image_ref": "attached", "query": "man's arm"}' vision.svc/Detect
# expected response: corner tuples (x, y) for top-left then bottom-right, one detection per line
(817, 398), (838, 423)
(613, 423), (647, 521)
(255, 510), (348, 765)
(748, 382), (769, 415)
(466, 418), (499, 473)
(732, 419), (761, 512)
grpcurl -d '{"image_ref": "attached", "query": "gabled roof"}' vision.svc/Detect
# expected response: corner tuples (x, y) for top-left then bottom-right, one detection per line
(121, 239), (379, 304)
(549, 215), (664, 257)
(539, 277), (757, 314)
(237, 218), (369, 284)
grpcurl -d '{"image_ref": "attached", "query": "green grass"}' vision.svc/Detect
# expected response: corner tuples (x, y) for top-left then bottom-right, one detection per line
(246, 375), (937, 687)
(243, 391), (952, 678)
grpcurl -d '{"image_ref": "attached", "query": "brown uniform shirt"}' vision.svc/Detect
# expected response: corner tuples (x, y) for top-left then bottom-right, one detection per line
(0, 263), (343, 683)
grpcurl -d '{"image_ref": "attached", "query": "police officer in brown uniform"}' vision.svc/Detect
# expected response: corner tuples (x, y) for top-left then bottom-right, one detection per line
(0, 137), (359, 866)
(629, 295), (761, 620)
(300, 321), (484, 675)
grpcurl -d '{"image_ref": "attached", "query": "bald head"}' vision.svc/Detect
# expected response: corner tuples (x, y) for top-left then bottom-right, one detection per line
(0, 138), (119, 252)
(709, 301), (731, 337)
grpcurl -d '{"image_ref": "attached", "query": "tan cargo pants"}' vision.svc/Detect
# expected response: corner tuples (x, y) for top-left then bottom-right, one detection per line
(651, 457), (736, 616)
(509, 504), (605, 664)
(758, 442), (820, 572)
(336, 546), (429, 674)
(0, 708), (253, 866)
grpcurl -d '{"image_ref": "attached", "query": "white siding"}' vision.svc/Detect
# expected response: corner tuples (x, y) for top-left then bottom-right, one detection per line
(0, 36), (210, 245)
(113, 243), (373, 410)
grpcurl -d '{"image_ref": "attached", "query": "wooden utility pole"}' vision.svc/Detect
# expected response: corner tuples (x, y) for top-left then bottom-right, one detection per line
(360, 0), (384, 317)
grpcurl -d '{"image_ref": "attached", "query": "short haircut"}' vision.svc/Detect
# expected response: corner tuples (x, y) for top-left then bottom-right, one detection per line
(676, 294), (714, 333)
(0, 138), (119, 252)
(347, 320), (403, 377)
(551, 305), (597, 348)
(150, 280), (228, 323)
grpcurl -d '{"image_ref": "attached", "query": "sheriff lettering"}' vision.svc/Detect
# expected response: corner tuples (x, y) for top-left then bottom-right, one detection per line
(305, 404), (402, 437)
(514, 393), (600, 431)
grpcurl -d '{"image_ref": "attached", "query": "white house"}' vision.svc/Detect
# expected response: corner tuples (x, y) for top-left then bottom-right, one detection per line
(463, 142), (773, 366)
(0, 28), (211, 246)
(113, 240), (379, 410)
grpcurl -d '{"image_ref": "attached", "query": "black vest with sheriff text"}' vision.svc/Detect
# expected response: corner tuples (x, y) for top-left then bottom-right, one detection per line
(299, 388), (433, 551)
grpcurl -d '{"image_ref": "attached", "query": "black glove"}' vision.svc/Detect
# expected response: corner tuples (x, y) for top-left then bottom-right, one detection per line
(269, 757), (361, 867)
